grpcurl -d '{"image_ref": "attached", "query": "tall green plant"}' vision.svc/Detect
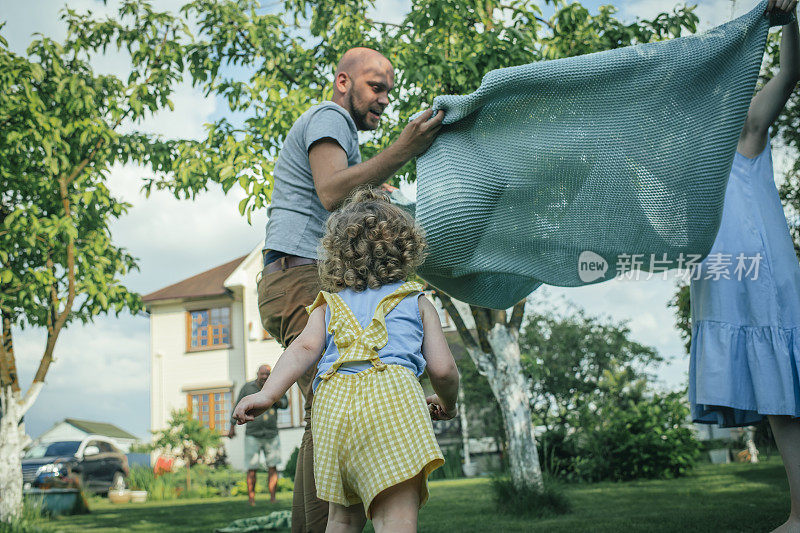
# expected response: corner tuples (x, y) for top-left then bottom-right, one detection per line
(147, 410), (222, 491)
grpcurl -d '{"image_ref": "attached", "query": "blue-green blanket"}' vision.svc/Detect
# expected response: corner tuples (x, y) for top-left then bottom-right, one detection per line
(409, 1), (793, 309)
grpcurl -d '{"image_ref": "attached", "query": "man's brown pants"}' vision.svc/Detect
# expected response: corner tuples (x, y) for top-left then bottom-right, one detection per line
(258, 263), (327, 533)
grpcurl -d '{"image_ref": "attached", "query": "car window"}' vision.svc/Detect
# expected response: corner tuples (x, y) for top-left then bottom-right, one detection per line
(97, 442), (115, 453)
(84, 441), (102, 455)
(23, 444), (49, 459)
(30, 441), (81, 457)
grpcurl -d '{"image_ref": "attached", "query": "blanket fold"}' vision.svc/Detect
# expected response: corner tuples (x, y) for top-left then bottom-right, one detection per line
(409, 1), (793, 309)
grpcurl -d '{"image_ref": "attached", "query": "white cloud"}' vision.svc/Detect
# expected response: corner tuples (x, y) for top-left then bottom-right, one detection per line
(369, 0), (410, 26)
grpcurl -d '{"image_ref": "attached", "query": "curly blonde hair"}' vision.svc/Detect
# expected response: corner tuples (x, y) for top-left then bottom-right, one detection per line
(318, 188), (427, 292)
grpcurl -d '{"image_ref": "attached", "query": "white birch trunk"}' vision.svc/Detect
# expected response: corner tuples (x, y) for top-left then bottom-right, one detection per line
(481, 324), (543, 490)
(457, 385), (475, 476)
(0, 385), (24, 523)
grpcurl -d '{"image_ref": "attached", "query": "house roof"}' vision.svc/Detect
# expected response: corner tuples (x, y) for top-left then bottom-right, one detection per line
(142, 255), (248, 304)
(65, 418), (138, 440)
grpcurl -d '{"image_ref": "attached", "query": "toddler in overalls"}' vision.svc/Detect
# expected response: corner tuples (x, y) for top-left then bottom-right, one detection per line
(233, 188), (460, 532)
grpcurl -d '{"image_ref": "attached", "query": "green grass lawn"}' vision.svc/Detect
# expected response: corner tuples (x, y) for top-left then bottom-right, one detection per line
(45, 457), (791, 532)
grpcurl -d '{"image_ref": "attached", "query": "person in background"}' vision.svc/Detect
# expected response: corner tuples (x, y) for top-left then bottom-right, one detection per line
(229, 365), (288, 505)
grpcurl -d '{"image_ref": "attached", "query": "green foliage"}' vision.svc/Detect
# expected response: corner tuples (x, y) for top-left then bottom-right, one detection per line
(428, 446), (463, 480)
(232, 476), (293, 497)
(0, 500), (49, 533)
(126, 464), (291, 500)
(283, 447), (298, 482)
(521, 307), (661, 433)
(516, 306), (699, 482)
(668, 281), (692, 355)
(571, 390), (701, 482)
(0, 33), (144, 329)
(143, 410), (222, 491)
(491, 475), (570, 517)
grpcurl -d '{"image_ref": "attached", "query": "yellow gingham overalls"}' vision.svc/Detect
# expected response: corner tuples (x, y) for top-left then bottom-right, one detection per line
(306, 281), (444, 516)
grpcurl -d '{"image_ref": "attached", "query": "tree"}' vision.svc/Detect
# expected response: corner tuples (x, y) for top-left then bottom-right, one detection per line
(0, 4), (188, 521)
(71, 0), (698, 492)
(148, 410), (222, 491)
(518, 307), (699, 481)
(520, 308), (661, 434)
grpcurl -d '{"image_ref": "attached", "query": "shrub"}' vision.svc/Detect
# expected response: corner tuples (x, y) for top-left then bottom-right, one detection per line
(573, 391), (700, 482)
(284, 447), (299, 482)
(537, 428), (581, 480)
(491, 476), (570, 517)
(428, 447), (463, 481)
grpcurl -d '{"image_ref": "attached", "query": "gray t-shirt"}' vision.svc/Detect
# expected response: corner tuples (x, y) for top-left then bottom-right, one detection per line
(264, 101), (361, 259)
(231, 380), (288, 439)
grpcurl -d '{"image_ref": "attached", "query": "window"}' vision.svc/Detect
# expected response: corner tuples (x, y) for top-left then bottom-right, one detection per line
(97, 442), (114, 453)
(187, 307), (231, 351)
(277, 393), (293, 427)
(187, 389), (232, 433)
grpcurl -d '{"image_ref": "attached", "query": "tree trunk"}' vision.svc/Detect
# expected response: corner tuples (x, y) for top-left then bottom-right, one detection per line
(436, 293), (543, 491)
(0, 385), (23, 523)
(458, 385), (474, 476)
(484, 324), (543, 490)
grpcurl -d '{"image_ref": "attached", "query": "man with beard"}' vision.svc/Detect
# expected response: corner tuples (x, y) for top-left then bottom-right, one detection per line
(257, 47), (444, 532)
(228, 364), (288, 506)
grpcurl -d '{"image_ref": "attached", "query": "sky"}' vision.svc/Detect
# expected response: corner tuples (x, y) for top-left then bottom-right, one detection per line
(1, 0), (787, 440)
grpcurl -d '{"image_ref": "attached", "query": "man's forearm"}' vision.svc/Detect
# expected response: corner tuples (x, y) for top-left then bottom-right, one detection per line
(322, 143), (410, 210)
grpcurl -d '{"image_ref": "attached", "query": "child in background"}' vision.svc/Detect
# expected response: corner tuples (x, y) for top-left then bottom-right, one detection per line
(233, 188), (460, 533)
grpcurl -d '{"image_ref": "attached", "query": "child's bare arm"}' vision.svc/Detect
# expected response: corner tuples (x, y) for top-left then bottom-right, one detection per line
(232, 305), (327, 424)
(419, 295), (460, 418)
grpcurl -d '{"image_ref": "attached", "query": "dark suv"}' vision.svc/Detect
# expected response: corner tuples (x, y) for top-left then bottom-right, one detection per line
(22, 436), (129, 494)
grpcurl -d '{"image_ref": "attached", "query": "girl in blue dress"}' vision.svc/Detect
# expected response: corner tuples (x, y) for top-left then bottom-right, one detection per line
(690, 3), (799, 531)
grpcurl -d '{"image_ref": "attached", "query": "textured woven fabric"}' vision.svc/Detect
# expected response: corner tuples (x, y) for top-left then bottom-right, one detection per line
(408, 1), (794, 309)
(306, 282), (443, 515)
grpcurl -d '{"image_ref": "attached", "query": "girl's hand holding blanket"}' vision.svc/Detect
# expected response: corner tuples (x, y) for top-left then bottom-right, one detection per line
(426, 394), (458, 421)
(232, 392), (273, 424)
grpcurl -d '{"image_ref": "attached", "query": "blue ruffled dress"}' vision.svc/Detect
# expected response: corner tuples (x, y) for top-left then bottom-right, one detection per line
(689, 140), (800, 427)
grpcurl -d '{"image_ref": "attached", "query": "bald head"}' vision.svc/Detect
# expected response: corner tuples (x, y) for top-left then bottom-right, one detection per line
(335, 47), (393, 80)
(256, 364), (271, 387)
(333, 48), (394, 130)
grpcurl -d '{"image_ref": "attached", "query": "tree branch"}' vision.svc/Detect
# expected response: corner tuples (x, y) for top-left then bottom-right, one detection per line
(498, 3), (553, 29)
(469, 305), (494, 354)
(0, 314), (20, 393)
(434, 290), (479, 352)
(30, 175), (76, 388)
(507, 299), (526, 334)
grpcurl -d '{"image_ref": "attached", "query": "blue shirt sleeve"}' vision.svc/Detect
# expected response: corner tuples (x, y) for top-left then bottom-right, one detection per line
(304, 107), (356, 156)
